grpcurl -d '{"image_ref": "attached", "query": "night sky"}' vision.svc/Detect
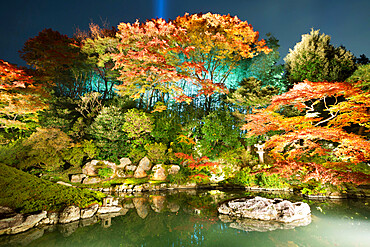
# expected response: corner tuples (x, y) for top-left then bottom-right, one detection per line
(1, 0), (369, 67)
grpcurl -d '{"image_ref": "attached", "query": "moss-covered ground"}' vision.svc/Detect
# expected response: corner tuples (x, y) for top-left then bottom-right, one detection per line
(0, 163), (106, 214)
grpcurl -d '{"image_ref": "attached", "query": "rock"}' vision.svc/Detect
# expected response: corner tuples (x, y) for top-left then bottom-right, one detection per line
(82, 160), (117, 178)
(116, 168), (126, 178)
(132, 198), (149, 219)
(47, 212), (59, 224)
(80, 204), (99, 219)
(0, 206), (14, 215)
(70, 174), (87, 183)
(97, 206), (123, 214)
(151, 164), (167, 181)
(82, 177), (101, 184)
(118, 157), (132, 169)
(151, 196), (166, 212)
(1, 211), (47, 235)
(134, 157), (151, 178)
(56, 181), (73, 187)
(168, 165), (181, 175)
(59, 206), (81, 224)
(218, 196), (311, 224)
(134, 167), (147, 178)
(125, 165), (137, 172)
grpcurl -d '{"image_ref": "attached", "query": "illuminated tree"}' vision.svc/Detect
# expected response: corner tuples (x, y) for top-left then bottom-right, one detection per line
(78, 23), (120, 99)
(0, 59), (48, 132)
(114, 13), (271, 111)
(174, 13), (271, 111)
(114, 18), (196, 108)
(284, 29), (356, 87)
(242, 81), (370, 185)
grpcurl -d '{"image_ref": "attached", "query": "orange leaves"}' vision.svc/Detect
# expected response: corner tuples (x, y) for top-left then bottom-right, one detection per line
(268, 80), (360, 111)
(114, 13), (271, 104)
(0, 59), (49, 129)
(0, 60), (33, 89)
(243, 80), (370, 185)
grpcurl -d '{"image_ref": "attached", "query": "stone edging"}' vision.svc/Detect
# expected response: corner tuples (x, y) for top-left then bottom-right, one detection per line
(0, 196), (122, 236)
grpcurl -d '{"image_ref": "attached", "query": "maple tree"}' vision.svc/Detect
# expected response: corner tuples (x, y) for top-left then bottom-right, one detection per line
(114, 18), (197, 107)
(20, 28), (87, 98)
(242, 80), (370, 185)
(78, 23), (120, 99)
(174, 13), (271, 111)
(113, 13), (271, 110)
(0, 59), (48, 131)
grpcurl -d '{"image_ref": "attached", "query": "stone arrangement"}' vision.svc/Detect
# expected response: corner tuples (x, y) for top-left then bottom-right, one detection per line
(218, 196), (311, 231)
(71, 157), (181, 184)
(0, 196), (122, 235)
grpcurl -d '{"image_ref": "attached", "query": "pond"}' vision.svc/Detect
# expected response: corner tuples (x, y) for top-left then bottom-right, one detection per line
(1, 190), (369, 247)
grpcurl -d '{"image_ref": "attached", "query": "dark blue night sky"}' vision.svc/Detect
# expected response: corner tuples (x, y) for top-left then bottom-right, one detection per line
(1, 0), (369, 66)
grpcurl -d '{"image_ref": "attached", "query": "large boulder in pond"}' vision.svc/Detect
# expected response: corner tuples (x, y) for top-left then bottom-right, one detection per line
(82, 160), (116, 178)
(218, 196), (311, 223)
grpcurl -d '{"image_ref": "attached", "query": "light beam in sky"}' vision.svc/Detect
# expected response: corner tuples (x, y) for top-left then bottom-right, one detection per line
(154, 0), (167, 19)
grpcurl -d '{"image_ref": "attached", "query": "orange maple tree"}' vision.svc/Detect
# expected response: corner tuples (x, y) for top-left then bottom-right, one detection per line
(113, 13), (271, 108)
(242, 80), (370, 185)
(0, 59), (48, 130)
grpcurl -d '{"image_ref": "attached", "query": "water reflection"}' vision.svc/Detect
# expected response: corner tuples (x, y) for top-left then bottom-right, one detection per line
(0, 190), (369, 247)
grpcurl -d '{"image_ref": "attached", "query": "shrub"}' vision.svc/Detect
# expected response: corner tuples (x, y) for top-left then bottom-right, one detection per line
(88, 106), (128, 161)
(199, 111), (242, 158)
(145, 142), (167, 164)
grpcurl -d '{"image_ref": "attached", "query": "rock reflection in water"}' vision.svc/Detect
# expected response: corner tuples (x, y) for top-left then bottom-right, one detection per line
(219, 214), (312, 232)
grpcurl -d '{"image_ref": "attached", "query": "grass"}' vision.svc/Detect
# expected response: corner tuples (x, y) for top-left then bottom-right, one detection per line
(0, 163), (106, 214)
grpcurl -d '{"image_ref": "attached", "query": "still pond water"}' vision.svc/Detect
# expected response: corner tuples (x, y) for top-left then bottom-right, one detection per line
(1, 190), (369, 247)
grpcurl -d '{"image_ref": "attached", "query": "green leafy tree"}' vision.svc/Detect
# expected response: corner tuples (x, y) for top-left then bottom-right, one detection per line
(227, 77), (279, 111)
(88, 106), (128, 161)
(199, 111), (242, 158)
(284, 29), (356, 87)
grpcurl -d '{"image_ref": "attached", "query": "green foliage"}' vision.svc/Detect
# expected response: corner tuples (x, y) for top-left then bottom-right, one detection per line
(346, 64), (370, 92)
(151, 110), (183, 145)
(229, 168), (288, 188)
(97, 167), (113, 179)
(219, 147), (258, 167)
(20, 128), (73, 171)
(88, 105), (128, 161)
(229, 168), (257, 187)
(0, 163), (105, 213)
(198, 111), (242, 158)
(284, 29), (356, 86)
(228, 77), (279, 109)
(127, 148), (146, 165)
(255, 173), (288, 188)
(144, 142), (167, 164)
(122, 108), (153, 139)
(300, 179), (328, 195)
(62, 140), (98, 169)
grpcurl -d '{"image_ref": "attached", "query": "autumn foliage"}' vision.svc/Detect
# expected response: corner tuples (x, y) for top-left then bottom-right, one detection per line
(114, 13), (271, 106)
(0, 60), (48, 129)
(242, 80), (370, 185)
